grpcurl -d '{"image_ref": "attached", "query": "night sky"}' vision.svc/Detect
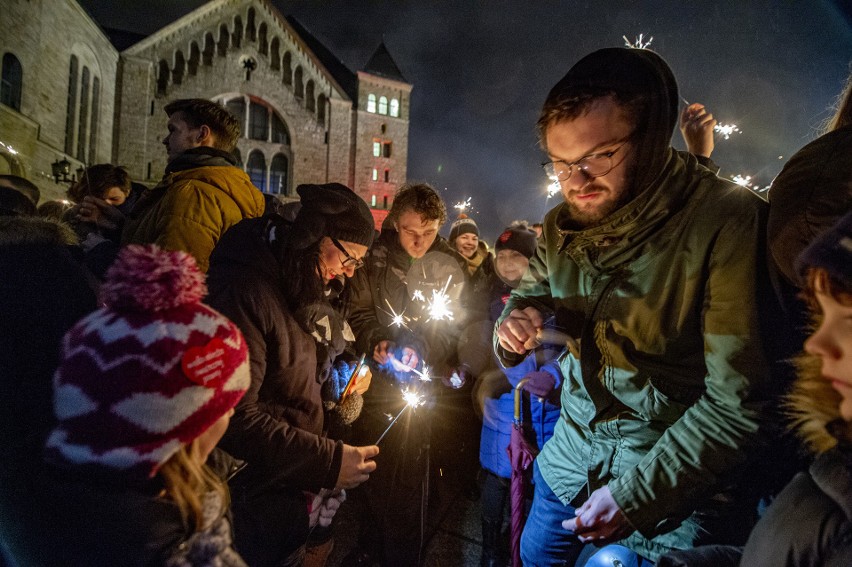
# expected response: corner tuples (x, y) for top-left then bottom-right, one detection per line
(80, 0), (852, 241)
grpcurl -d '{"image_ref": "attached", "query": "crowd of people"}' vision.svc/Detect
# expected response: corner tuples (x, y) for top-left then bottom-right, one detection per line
(0, 45), (850, 567)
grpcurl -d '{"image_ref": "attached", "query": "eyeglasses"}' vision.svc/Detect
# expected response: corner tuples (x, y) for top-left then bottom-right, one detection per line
(330, 237), (364, 269)
(541, 139), (631, 182)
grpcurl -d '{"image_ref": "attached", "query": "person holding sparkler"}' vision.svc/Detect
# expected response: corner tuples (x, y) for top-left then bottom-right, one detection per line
(205, 183), (379, 567)
(496, 47), (775, 565)
(346, 182), (469, 566)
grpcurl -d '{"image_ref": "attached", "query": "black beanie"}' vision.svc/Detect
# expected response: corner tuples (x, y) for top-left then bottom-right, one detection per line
(796, 209), (852, 289)
(293, 183), (375, 249)
(495, 224), (538, 259)
(449, 213), (479, 243)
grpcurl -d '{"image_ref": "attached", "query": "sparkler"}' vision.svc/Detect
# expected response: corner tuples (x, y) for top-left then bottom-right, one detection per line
(453, 197), (472, 213)
(381, 299), (410, 330)
(714, 123), (741, 140)
(731, 174), (752, 187)
(411, 289), (425, 302)
(375, 389), (425, 444)
(623, 34), (653, 49)
(426, 275), (455, 321)
(546, 179), (560, 199)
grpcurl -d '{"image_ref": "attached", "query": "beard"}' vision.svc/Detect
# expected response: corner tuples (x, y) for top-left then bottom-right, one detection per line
(563, 161), (638, 229)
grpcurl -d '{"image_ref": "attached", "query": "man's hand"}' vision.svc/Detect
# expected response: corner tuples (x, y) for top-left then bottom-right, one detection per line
(352, 366), (372, 396)
(679, 103), (717, 158)
(373, 340), (395, 365)
(335, 444), (379, 490)
(77, 195), (125, 231)
(562, 486), (633, 544)
(400, 346), (419, 370)
(496, 307), (544, 355)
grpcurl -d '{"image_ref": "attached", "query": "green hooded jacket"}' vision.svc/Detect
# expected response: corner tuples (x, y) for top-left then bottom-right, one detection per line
(496, 149), (772, 560)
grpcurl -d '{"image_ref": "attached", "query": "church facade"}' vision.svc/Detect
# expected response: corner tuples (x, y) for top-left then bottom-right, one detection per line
(0, 0), (411, 221)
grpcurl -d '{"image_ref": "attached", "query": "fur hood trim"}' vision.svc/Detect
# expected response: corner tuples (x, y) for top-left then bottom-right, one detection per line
(786, 351), (848, 454)
(0, 216), (78, 247)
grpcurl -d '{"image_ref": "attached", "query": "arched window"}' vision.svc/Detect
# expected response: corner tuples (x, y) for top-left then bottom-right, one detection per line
(188, 42), (200, 75)
(249, 101), (268, 141)
(246, 150), (266, 192)
(226, 98), (246, 137)
(270, 153), (289, 195)
(305, 80), (315, 112)
(64, 55), (78, 154)
(246, 8), (256, 42)
(271, 112), (290, 145)
(88, 76), (99, 164)
(378, 96), (388, 115)
(76, 67), (90, 161)
(317, 94), (327, 124)
(157, 59), (169, 95)
(367, 93), (376, 113)
(270, 38), (280, 70)
(203, 33), (214, 66)
(294, 66), (304, 99)
(233, 147), (242, 167)
(172, 50), (185, 84)
(390, 98), (399, 118)
(232, 16), (243, 48)
(217, 24), (229, 57)
(282, 52), (292, 85)
(0, 53), (23, 111)
(258, 23), (268, 55)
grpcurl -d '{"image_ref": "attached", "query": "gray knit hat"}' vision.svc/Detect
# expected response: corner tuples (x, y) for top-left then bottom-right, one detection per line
(448, 213), (479, 242)
(293, 183), (376, 248)
(796, 209), (852, 288)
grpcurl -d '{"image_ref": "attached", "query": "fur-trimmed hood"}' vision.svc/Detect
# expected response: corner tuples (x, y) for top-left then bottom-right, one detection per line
(0, 216), (78, 247)
(787, 351), (851, 454)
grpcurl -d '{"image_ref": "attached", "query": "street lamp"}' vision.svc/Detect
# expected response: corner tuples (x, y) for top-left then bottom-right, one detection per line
(51, 158), (85, 184)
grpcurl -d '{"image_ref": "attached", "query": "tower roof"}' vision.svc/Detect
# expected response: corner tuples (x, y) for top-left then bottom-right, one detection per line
(363, 42), (407, 83)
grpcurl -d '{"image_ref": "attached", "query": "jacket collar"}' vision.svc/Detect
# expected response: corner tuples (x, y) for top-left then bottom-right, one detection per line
(165, 147), (237, 175)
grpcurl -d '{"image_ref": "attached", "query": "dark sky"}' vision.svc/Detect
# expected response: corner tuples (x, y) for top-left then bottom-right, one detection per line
(80, 0), (852, 241)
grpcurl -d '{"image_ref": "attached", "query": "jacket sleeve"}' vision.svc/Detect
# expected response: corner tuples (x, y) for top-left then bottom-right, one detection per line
(210, 279), (343, 492)
(608, 201), (771, 538)
(348, 263), (394, 358)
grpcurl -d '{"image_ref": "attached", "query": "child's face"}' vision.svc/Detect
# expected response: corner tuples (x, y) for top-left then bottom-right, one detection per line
(102, 186), (127, 206)
(806, 291), (852, 421)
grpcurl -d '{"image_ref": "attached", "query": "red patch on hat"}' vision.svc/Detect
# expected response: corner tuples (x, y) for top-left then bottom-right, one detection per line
(182, 338), (228, 387)
(501, 294), (510, 305)
(499, 230), (512, 243)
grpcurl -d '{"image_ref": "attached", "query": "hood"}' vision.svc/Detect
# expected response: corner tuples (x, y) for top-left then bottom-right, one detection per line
(0, 216), (78, 247)
(786, 350), (851, 454)
(164, 159), (265, 221)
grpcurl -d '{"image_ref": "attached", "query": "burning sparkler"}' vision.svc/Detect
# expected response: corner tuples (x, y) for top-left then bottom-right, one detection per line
(546, 179), (560, 199)
(714, 123), (741, 140)
(426, 276), (455, 321)
(623, 34), (653, 49)
(381, 299), (410, 330)
(453, 197), (472, 213)
(375, 389), (425, 444)
(411, 289), (425, 302)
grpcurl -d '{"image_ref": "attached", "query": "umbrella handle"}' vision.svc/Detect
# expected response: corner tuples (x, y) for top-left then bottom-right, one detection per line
(514, 377), (531, 422)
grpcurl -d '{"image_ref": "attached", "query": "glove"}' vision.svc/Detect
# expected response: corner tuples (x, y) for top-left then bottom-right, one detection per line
(322, 359), (355, 406)
(523, 370), (556, 398)
(441, 365), (469, 389)
(307, 489), (347, 528)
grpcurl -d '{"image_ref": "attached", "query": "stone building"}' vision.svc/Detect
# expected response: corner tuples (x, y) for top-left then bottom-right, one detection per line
(0, 0), (411, 223)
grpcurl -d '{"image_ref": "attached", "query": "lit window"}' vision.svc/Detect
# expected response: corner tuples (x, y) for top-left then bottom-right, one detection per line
(1, 53), (23, 111)
(378, 96), (388, 115)
(367, 93), (376, 113)
(373, 140), (381, 157)
(371, 194), (377, 207)
(372, 168), (378, 181)
(390, 98), (399, 117)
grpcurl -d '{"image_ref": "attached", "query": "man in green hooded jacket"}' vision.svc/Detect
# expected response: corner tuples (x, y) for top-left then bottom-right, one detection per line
(496, 47), (773, 564)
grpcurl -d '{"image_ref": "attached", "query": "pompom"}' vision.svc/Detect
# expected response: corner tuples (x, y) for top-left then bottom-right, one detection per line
(100, 244), (206, 311)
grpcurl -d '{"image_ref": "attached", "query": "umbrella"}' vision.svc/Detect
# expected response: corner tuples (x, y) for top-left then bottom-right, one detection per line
(507, 377), (539, 567)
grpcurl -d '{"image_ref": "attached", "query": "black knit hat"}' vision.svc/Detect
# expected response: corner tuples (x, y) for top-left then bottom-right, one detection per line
(449, 213), (479, 242)
(495, 223), (538, 259)
(293, 183), (375, 249)
(796, 209), (852, 288)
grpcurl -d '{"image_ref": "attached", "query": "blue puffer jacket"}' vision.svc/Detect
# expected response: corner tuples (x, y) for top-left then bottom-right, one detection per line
(480, 348), (562, 479)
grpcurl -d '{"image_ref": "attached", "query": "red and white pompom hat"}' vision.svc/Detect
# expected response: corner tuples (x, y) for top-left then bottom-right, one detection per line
(44, 245), (250, 478)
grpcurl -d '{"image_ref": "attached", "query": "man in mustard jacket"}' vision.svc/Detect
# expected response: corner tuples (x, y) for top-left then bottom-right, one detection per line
(121, 98), (265, 272)
(496, 48), (774, 564)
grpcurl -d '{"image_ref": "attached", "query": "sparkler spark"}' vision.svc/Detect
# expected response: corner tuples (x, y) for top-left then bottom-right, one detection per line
(411, 289), (425, 302)
(381, 299), (410, 330)
(453, 197), (472, 213)
(426, 276), (455, 321)
(546, 180), (560, 198)
(731, 174), (752, 187)
(714, 123), (741, 140)
(375, 389), (426, 444)
(623, 33), (653, 49)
